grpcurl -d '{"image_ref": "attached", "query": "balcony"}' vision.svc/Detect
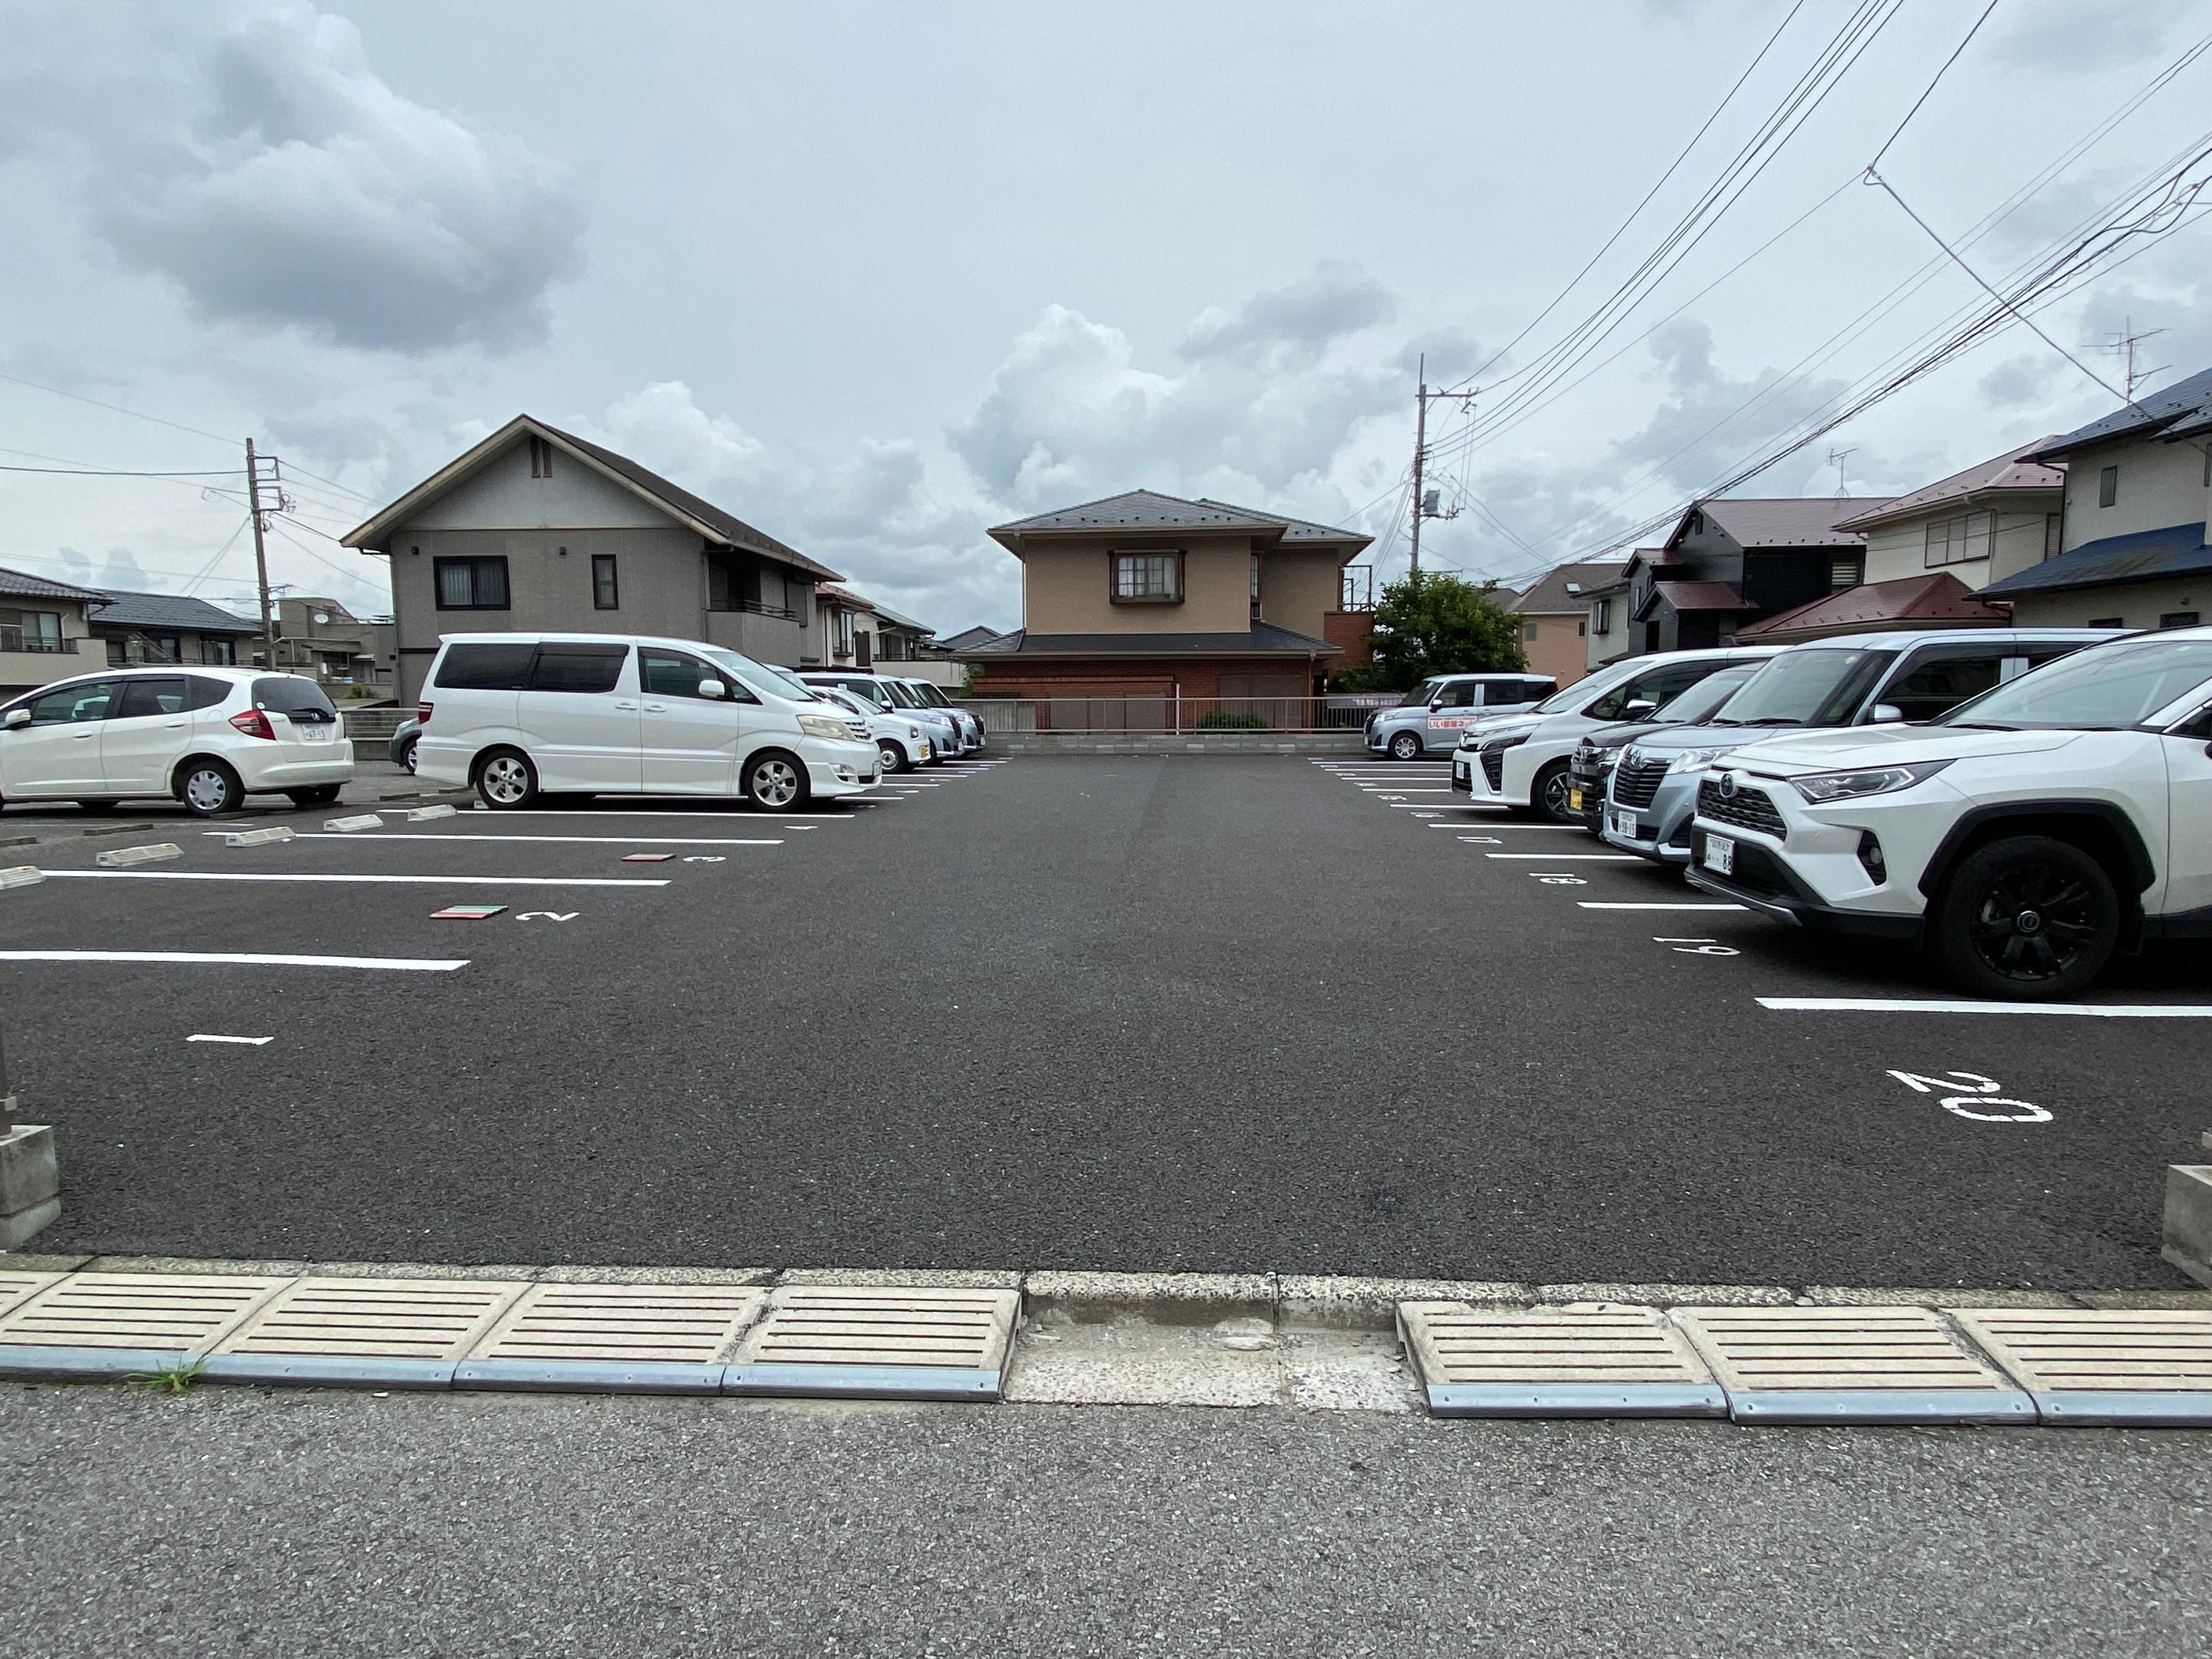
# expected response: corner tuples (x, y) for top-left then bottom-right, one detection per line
(0, 631), (75, 655)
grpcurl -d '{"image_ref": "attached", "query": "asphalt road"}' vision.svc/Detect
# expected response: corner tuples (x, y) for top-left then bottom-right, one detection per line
(4, 1384), (2207, 1658)
(4, 755), (2207, 1284)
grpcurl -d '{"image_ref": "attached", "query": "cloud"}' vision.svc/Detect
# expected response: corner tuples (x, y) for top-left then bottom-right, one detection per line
(1990, 0), (2195, 72)
(3, 2), (584, 352)
(57, 546), (164, 595)
(1980, 354), (2063, 409)
(1178, 261), (1396, 369)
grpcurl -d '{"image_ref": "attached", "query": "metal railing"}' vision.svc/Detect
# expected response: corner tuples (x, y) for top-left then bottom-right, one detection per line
(954, 694), (1399, 735)
(0, 631), (76, 655)
(342, 708), (410, 741)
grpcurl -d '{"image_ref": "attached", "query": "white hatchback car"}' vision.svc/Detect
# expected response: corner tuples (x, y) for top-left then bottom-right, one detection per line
(1684, 627), (2212, 998)
(0, 667), (353, 816)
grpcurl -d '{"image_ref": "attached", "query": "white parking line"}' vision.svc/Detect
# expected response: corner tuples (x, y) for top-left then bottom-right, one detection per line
(0, 950), (469, 971)
(188, 1035), (274, 1045)
(1578, 901), (1747, 911)
(1394, 802), (1503, 810)
(1484, 852), (1639, 861)
(294, 833), (783, 847)
(1426, 821), (1582, 828)
(1756, 997), (2212, 1018)
(463, 809), (853, 821)
(43, 872), (671, 888)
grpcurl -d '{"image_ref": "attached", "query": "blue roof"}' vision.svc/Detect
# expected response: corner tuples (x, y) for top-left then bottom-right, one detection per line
(1979, 520), (2212, 599)
(2029, 363), (2212, 460)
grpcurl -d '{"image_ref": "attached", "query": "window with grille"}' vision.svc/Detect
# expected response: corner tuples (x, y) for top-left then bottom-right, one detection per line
(528, 434), (555, 478)
(1112, 552), (1183, 602)
(1924, 512), (1994, 568)
(591, 554), (619, 610)
(1830, 556), (1863, 589)
(434, 556), (510, 610)
(2099, 465), (2118, 507)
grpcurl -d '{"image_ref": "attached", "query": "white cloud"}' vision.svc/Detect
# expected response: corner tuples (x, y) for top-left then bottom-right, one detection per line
(1991, 0), (2195, 72)
(3, 2), (584, 352)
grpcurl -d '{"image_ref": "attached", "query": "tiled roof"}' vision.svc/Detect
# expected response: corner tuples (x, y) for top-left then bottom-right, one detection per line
(1696, 498), (1889, 548)
(1738, 573), (2009, 639)
(0, 564), (109, 603)
(1195, 498), (1371, 546)
(2029, 363), (2212, 460)
(1650, 580), (1760, 614)
(1978, 520), (2212, 599)
(1831, 444), (2065, 530)
(937, 624), (1005, 651)
(989, 489), (1369, 550)
(87, 589), (260, 634)
(1509, 559), (1627, 614)
(966, 622), (1339, 656)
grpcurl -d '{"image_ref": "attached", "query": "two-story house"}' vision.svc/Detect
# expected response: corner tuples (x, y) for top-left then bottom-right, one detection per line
(1, 566), (108, 698)
(86, 590), (260, 671)
(342, 415), (843, 705)
(1506, 559), (1622, 687)
(268, 596), (397, 696)
(961, 491), (1370, 715)
(1979, 365), (2212, 630)
(1623, 496), (1891, 653)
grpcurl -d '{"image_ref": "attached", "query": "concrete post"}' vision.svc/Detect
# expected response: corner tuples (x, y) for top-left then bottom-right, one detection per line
(2162, 1133), (2212, 1289)
(0, 1030), (60, 1249)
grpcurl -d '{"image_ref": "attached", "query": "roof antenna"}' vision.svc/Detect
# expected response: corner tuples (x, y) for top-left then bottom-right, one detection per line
(1827, 445), (1857, 499)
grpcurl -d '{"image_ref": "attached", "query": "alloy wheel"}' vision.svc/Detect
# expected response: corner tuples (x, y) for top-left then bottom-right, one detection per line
(1966, 861), (2100, 984)
(1389, 733), (1420, 761)
(752, 759), (800, 808)
(481, 756), (531, 806)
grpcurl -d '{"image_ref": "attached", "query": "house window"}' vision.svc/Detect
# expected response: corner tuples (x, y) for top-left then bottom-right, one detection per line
(1830, 556), (1863, 589)
(2044, 513), (2062, 559)
(1593, 597), (1612, 634)
(2160, 611), (2201, 630)
(1521, 620), (1538, 641)
(833, 609), (854, 657)
(147, 633), (183, 664)
(591, 554), (619, 610)
(528, 434), (554, 478)
(1250, 552), (1262, 621)
(1112, 551), (1183, 603)
(1925, 511), (1994, 568)
(2099, 465), (2118, 507)
(434, 555), (510, 610)
(1577, 619), (1586, 637)
(105, 638), (126, 665)
(204, 638), (236, 665)
(0, 608), (63, 653)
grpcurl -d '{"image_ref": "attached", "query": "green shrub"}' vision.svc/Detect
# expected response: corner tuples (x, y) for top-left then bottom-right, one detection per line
(1195, 710), (1267, 730)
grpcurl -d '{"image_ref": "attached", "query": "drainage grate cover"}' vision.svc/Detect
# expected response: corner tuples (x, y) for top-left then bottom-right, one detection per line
(1399, 1301), (1725, 1417)
(456, 1282), (767, 1393)
(1674, 1305), (2033, 1423)
(0, 1270), (63, 1322)
(1952, 1308), (2212, 1426)
(726, 1285), (1020, 1400)
(0, 1273), (290, 1377)
(203, 1278), (524, 1388)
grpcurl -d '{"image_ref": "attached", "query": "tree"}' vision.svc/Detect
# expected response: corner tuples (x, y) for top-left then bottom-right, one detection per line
(1342, 572), (1526, 691)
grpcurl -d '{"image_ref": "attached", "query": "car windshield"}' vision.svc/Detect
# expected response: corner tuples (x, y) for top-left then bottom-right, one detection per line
(1399, 678), (1444, 708)
(1711, 648), (1897, 728)
(1535, 657), (1643, 715)
(701, 648), (798, 703)
(1654, 665), (1756, 725)
(1941, 638), (2212, 730)
(908, 682), (950, 707)
(883, 681), (926, 709)
(764, 665), (824, 701)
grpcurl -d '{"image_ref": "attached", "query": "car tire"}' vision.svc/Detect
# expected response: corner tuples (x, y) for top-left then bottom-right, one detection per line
(398, 736), (418, 775)
(744, 750), (810, 810)
(285, 785), (342, 808)
(1531, 760), (1575, 824)
(878, 741), (908, 775)
(474, 748), (539, 810)
(177, 760), (244, 818)
(1388, 732), (1423, 762)
(1932, 835), (2119, 1001)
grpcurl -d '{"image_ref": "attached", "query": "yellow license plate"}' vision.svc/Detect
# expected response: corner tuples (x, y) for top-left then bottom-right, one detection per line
(1568, 787), (1582, 810)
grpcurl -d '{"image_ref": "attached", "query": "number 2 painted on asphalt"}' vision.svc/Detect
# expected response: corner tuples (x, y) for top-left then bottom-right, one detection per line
(1887, 1069), (2052, 1123)
(1654, 936), (1738, 956)
(1533, 874), (1586, 885)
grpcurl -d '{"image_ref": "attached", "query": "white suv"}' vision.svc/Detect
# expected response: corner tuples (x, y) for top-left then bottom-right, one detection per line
(0, 667), (353, 816)
(1684, 628), (2212, 998)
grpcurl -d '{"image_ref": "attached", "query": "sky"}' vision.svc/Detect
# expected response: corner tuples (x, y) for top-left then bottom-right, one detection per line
(2, 0), (2209, 635)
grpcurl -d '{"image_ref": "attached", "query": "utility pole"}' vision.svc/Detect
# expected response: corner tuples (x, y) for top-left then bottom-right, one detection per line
(1407, 355), (1471, 582)
(246, 439), (276, 670)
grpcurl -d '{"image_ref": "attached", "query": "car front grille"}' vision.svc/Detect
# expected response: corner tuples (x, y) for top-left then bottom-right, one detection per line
(1696, 777), (1785, 837)
(1480, 749), (1505, 791)
(1613, 758), (1668, 811)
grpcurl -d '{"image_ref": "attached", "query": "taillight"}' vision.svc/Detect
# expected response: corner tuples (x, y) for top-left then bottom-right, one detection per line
(416, 701), (433, 728)
(230, 709), (275, 740)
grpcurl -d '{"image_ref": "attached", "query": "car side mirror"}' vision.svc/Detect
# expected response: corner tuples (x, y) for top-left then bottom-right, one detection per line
(1427, 698), (1445, 711)
(1870, 703), (1904, 724)
(1622, 699), (1657, 721)
(698, 679), (725, 699)
(2, 707), (26, 728)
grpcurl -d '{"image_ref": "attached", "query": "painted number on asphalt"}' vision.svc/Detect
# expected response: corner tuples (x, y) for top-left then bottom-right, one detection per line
(683, 855), (727, 863)
(1886, 1069), (2052, 1123)
(1532, 874), (1587, 886)
(1457, 835), (1501, 844)
(1654, 935), (1739, 957)
(514, 911), (579, 922)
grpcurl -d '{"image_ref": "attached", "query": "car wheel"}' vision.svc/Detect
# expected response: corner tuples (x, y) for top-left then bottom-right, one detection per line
(878, 740), (907, 775)
(1933, 835), (2118, 1000)
(399, 737), (418, 775)
(1532, 761), (1575, 824)
(474, 748), (539, 810)
(1388, 732), (1422, 761)
(285, 785), (342, 808)
(178, 760), (244, 818)
(745, 751), (810, 810)
(74, 799), (121, 813)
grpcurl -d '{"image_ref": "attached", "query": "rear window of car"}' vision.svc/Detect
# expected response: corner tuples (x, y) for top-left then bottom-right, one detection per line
(530, 644), (628, 694)
(434, 642), (538, 690)
(183, 676), (232, 712)
(252, 677), (338, 720)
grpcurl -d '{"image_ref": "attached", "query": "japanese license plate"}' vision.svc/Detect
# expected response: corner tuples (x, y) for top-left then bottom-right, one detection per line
(1704, 834), (1735, 875)
(1609, 806), (1638, 839)
(1568, 787), (1583, 810)
(296, 722), (334, 743)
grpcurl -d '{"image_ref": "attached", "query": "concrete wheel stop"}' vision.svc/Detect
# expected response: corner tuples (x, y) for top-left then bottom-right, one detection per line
(2164, 1131), (2212, 1290)
(0, 1031), (60, 1251)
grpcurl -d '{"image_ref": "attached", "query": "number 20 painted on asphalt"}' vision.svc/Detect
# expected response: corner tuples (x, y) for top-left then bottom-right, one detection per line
(1887, 1069), (2052, 1124)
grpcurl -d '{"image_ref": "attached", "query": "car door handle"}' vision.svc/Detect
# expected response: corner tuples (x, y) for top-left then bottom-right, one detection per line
(614, 700), (638, 710)
(642, 702), (667, 713)
(164, 720), (188, 729)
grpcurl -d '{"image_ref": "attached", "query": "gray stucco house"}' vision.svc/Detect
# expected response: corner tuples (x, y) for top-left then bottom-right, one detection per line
(342, 415), (843, 705)
(86, 589), (260, 669)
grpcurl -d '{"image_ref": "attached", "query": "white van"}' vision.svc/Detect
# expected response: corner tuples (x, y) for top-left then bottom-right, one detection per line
(414, 633), (880, 810)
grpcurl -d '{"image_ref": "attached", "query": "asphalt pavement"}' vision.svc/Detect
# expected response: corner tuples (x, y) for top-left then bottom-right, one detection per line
(3, 754), (2207, 1285)
(4, 1383), (2207, 1657)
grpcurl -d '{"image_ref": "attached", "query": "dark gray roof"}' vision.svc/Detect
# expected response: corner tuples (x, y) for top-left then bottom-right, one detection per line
(2029, 364), (2212, 461)
(87, 589), (260, 634)
(1978, 520), (2212, 599)
(992, 490), (1285, 535)
(968, 621), (1339, 657)
(937, 624), (1006, 651)
(1509, 559), (1627, 614)
(1696, 498), (1888, 549)
(0, 565), (109, 603)
(1194, 498), (1372, 547)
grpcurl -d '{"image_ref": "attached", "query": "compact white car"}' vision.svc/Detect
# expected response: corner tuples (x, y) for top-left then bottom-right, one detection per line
(1684, 627), (2212, 998)
(0, 666), (353, 816)
(414, 633), (880, 810)
(798, 672), (961, 765)
(1457, 648), (1779, 820)
(808, 683), (934, 773)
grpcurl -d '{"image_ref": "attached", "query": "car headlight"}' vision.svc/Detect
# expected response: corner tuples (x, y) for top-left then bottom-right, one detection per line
(798, 714), (851, 741)
(1789, 760), (1954, 803)
(1479, 733), (1528, 753)
(1588, 745), (1623, 765)
(1666, 746), (1738, 774)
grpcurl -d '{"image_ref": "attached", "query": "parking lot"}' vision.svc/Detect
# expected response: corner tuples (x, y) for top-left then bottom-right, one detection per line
(4, 752), (2207, 1287)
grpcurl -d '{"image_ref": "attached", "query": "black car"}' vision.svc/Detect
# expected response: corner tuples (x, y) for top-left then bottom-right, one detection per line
(1565, 662), (1766, 835)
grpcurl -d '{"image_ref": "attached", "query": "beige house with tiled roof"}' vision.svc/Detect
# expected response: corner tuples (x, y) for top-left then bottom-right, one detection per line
(1833, 442), (2065, 592)
(1506, 559), (1622, 687)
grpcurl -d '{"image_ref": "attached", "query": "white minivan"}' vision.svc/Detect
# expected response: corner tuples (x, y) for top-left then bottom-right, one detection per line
(414, 633), (881, 810)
